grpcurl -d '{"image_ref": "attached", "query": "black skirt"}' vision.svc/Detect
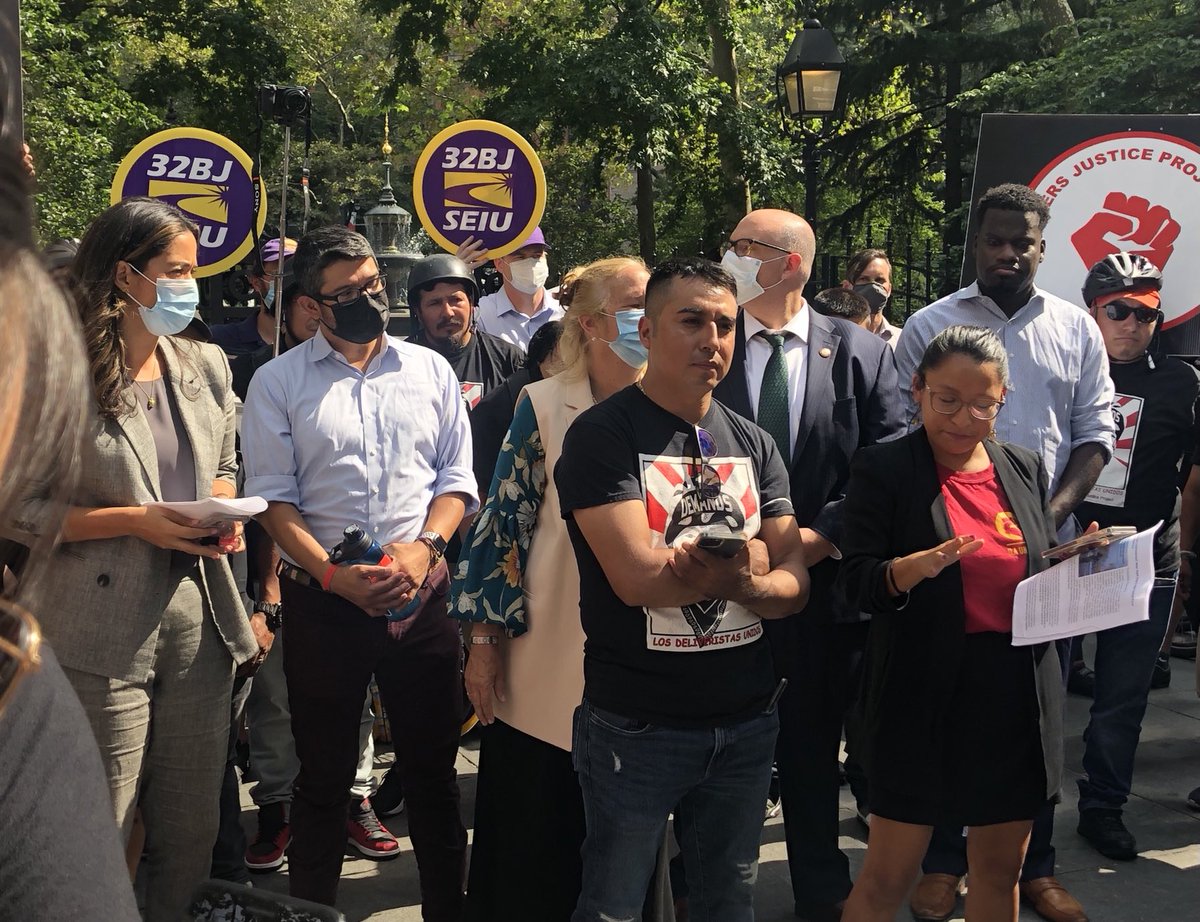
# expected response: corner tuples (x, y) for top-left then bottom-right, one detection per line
(870, 631), (1047, 827)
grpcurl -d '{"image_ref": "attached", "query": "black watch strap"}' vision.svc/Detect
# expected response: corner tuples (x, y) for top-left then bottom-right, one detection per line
(254, 601), (283, 631)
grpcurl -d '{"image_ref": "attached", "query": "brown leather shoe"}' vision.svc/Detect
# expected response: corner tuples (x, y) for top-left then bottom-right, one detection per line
(1019, 876), (1089, 922)
(909, 873), (962, 921)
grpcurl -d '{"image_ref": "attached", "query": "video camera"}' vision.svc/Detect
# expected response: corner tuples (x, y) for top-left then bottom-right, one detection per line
(258, 84), (311, 130)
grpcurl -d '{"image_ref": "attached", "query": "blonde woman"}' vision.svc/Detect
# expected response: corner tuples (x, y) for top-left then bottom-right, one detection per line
(454, 256), (649, 921)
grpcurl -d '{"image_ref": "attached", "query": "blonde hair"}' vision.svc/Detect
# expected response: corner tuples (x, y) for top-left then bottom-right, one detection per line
(554, 256), (647, 378)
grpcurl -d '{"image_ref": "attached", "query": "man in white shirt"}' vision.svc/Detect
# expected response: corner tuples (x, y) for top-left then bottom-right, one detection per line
(474, 227), (563, 350)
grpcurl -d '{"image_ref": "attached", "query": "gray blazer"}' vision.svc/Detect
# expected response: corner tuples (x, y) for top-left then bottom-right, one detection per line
(27, 339), (258, 682)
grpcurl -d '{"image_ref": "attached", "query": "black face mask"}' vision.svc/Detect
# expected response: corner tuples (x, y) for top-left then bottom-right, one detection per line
(323, 291), (389, 344)
(852, 282), (889, 313)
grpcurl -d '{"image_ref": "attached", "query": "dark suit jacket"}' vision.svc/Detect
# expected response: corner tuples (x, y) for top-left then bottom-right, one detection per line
(713, 309), (906, 616)
(835, 430), (1064, 807)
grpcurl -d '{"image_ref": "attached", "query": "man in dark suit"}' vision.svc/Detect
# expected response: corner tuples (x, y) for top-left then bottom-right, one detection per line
(714, 208), (906, 922)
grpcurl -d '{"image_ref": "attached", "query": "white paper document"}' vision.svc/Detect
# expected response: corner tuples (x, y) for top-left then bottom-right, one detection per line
(1011, 522), (1160, 646)
(144, 496), (267, 527)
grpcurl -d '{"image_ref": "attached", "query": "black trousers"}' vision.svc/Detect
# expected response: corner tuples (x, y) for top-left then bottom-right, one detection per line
(280, 573), (466, 919)
(767, 615), (870, 910)
(464, 718), (586, 921)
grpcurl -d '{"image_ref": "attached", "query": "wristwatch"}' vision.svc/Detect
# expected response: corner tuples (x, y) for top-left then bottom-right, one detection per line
(418, 531), (448, 567)
(253, 601), (283, 632)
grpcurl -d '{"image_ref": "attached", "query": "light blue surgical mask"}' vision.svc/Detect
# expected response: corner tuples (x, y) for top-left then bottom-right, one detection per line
(599, 308), (647, 368)
(126, 265), (200, 336)
(264, 280), (277, 311)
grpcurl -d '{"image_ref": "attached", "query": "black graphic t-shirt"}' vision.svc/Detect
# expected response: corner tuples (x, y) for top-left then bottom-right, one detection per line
(1079, 355), (1200, 572)
(557, 385), (795, 728)
(408, 329), (524, 410)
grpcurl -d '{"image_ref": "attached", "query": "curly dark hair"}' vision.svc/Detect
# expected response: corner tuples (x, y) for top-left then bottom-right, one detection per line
(977, 183), (1051, 231)
(71, 197), (199, 420)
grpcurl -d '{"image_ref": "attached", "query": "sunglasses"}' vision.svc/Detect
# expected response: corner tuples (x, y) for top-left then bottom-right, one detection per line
(0, 600), (42, 717)
(689, 426), (722, 499)
(1105, 302), (1161, 324)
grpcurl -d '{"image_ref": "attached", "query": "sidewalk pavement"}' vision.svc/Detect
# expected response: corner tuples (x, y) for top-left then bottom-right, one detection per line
(239, 657), (1200, 921)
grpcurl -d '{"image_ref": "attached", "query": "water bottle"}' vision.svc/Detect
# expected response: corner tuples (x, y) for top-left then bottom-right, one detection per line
(328, 525), (422, 621)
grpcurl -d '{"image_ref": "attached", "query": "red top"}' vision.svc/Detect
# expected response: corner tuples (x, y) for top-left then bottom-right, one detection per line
(938, 463), (1028, 634)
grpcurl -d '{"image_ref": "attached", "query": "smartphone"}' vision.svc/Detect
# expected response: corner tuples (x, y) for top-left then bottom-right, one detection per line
(1041, 526), (1137, 560)
(696, 535), (747, 559)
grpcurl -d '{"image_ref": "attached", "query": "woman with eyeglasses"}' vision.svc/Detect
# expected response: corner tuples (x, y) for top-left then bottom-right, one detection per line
(452, 256), (649, 921)
(837, 325), (1091, 922)
(24, 197), (258, 920)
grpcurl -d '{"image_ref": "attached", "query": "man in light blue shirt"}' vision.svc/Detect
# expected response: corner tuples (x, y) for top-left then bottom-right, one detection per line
(896, 184), (1114, 922)
(242, 225), (477, 919)
(474, 227), (563, 350)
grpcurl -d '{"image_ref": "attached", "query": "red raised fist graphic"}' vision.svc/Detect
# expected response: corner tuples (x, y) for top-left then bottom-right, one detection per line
(1071, 192), (1181, 271)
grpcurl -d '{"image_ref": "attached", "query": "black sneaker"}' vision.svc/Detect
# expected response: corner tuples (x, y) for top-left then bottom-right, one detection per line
(1150, 653), (1171, 689)
(1078, 809), (1137, 860)
(244, 802), (290, 872)
(1068, 662), (1096, 697)
(1187, 785), (1200, 810)
(373, 766), (406, 818)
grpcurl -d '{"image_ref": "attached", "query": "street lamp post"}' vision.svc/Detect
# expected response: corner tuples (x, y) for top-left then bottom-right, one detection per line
(776, 19), (845, 224)
(363, 115), (422, 328)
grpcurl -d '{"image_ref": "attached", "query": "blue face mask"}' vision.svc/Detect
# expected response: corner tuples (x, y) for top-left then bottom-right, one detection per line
(126, 265), (200, 336)
(264, 280), (276, 311)
(600, 308), (648, 368)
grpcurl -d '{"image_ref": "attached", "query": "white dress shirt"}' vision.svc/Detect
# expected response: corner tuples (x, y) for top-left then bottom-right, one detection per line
(743, 306), (810, 457)
(242, 329), (479, 562)
(475, 286), (564, 351)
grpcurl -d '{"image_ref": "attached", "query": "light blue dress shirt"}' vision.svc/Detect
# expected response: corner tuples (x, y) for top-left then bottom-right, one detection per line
(475, 287), (564, 351)
(241, 329), (479, 563)
(895, 282), (1116, 496)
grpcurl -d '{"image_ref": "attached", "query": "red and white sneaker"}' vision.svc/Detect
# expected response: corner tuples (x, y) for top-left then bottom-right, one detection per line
(244, 802), (290, 872)
(346, 797), (400, 859)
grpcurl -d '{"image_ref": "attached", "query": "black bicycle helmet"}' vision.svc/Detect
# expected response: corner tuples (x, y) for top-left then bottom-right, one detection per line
(406, 254), (479, 309)
(1082, 253), (1163, 307)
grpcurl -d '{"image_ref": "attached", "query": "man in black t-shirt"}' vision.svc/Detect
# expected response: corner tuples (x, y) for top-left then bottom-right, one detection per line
(556, 258), (808, 921)
(407, 254), (524, 410)
(1075, 254), (1200, 861)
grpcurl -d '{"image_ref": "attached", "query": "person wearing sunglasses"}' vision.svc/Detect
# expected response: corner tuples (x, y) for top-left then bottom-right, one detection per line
(1070, 253), (1200, 861)
(556, 257), (809, 922)
(837, 325), (1083, 922)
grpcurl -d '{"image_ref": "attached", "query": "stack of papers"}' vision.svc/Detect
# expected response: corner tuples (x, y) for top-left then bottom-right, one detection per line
(144, 496), (268, 527)
(1012, 523), (1159, 646)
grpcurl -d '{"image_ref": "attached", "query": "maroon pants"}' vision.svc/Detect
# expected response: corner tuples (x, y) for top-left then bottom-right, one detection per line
(280, 571), (465, 919)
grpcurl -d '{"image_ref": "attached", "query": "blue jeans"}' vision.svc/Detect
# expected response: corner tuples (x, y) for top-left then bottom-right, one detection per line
(1077, 575), (1176, 813)
(571, 698), (779, 922)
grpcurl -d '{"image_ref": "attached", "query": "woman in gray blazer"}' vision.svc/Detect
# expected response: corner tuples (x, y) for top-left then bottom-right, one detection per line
(28, 197), (257, 921)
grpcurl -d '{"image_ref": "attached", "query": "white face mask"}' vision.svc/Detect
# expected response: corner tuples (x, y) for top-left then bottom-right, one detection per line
(720, 249), (785, 306)
(507, 255), (549, 294)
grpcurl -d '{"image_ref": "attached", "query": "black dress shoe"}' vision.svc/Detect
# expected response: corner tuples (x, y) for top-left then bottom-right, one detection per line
(1067, 662), (1096, 697)
(1078, 808), (1137, 860)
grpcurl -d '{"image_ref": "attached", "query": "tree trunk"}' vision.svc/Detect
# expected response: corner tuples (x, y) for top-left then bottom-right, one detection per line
(941, 0), (964, 280)
(1035, 0), (1079, 53)
(636, 155), (656, 264)
(705, 1), (751, 228)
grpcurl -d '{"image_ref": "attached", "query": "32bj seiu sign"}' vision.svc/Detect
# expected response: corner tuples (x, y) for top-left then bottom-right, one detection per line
(412, 120), (546, 259)
(111, 128), (266, 278)
(965, 114), (1200, 353)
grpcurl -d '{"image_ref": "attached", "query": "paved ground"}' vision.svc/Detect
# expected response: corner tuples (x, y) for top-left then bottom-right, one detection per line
(237, 648), (1200, 921)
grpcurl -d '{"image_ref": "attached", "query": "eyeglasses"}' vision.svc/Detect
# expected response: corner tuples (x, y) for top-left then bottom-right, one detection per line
(925, 387), (1005, 421)
(721, 238), (792, 259)
(313, 274), (388, 307)
(689, 426), (722, 499)
(1105, 302), (1161, 325)
(0, 600), (42, 717)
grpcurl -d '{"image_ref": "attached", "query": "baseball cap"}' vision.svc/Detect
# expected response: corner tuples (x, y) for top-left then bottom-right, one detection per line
(518, 227), (549, 250)
(1094, 289), (1161, 311)
(259, 237), (298, 264)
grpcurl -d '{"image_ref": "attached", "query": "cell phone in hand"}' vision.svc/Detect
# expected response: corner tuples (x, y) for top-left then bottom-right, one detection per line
(696, 535), (748, 559)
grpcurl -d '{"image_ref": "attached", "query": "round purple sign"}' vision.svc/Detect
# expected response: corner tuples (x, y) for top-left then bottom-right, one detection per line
(412, 120), (547, 259)
(111, 128), (266, 278)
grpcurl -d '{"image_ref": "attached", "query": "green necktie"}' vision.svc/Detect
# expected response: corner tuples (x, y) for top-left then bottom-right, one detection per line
(757, 331), (792, 465)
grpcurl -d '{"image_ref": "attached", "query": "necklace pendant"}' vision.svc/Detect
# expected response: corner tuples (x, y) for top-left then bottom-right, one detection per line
(146, 396), (156, 410)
